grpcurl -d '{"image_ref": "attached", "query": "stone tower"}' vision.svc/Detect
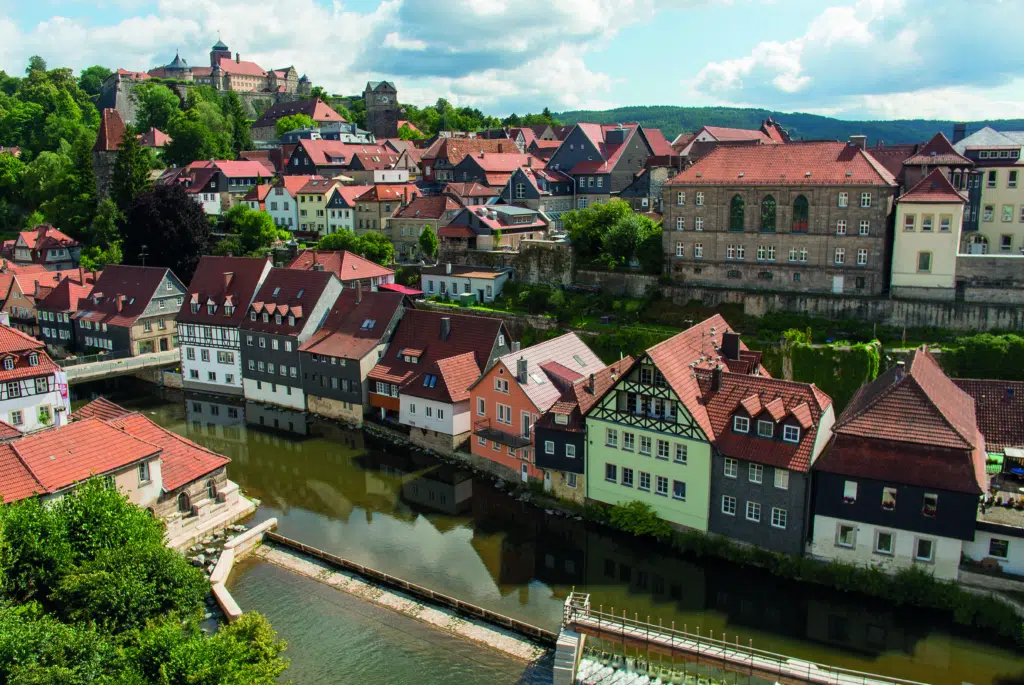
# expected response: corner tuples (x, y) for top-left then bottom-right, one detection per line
(210, 39), (231, 67)
(364, 81), (399, 139)
(92, 108), (127, 200)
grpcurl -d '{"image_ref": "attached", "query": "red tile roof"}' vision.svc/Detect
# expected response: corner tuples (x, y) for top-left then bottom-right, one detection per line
(424, 138), (520, 166)
(253, 99), (346, 128)
(702, 125), (774, 143)
(568, 123), (640, 174)
(177, 256), (270, 327)
(328, 184), (374, 208)
(294, 139), (391, 167)
(541, 357), (634, 433)
(697, 370), (832, 472)
(299, 290), (405, 360)
(392, 195), (463, 221)
(436, 352), (481, 402)
(897, 168), (967, 204)
(354, 183), (419, 203)
(297, 177), (338, 194)
(351, 152), (402, 170)
(0, 325), (58, 383)
(866, 143), (919, 182)
(74, 265), (173, 328)
(438, 225), (475, 239)
(243, 184), (271, 209)
(241, 267), (337, 336)
(463, 152), (545, 173)
(443, 182), (498, 198)
(818, 347), (986, 494)
(903, 132), (973, 167)
(952, 379), (1024, 453)
(274, 174), (320, 198)
(397, 120), (421, 134)
(0, 444), (43, 502)
(642, 128), (675, 156)
(93, 108), (127, 152)
(212, 160), (273, 179)
(215, 57), (267, 78)
(71, 397), (131, 423)
(17, 225), (78, 252)
(138, 127), (171, 148)
(666, 141), (898, 187)
(368, 309), (505, 403)
(286, 250), (393, 283)
(107, 413), (228, 491)
(0, 420), (22, 440)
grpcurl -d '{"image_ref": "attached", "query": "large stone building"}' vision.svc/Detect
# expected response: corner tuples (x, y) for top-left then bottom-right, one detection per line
(148, 40), (311, 95)
(364, 81), (399, 139)
(662, 139), (898, 295)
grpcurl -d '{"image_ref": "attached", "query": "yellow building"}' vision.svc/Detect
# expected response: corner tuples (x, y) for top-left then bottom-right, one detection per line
(891, 169), (966, 300)
(296, 178), (341, 239)
(953, 127), (1024, 254)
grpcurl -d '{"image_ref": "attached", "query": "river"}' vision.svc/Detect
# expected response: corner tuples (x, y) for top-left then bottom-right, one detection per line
(98, 384), (1024, 685)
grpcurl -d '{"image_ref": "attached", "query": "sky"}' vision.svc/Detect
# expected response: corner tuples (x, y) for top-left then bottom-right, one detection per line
(1, 0), (1023, 121)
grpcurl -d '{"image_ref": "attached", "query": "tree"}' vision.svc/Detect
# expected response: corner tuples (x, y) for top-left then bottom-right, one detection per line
(79, 199), (123, 270)
(275, 113), (315, 137)
(331, 102), (353, 123)
(122, 184), (211, 282)
(306, 86), (328, 103)
(398, 123), (425, 141)
(418, 225), (438, 261)
(316, 231), (360, 252)
(358, 231), (394, 265)
(134, 83), (180, 133)
(222, 204), (284, 255)
(110, 125), (152, 215)
(26, 56), (47, 75)
(77, 66), (112, 96)
(221, 91), (252, 157)
(163, 107), (231, 167)
(564, 199), (633, 262)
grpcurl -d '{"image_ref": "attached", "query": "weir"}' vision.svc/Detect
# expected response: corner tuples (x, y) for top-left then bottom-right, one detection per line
(560, 592), (930, 685)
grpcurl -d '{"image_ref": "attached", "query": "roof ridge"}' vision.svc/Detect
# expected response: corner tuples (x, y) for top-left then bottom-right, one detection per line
(6, 440), (46, 494)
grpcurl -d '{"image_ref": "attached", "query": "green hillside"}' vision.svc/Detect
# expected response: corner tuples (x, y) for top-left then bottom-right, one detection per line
(554, 105), (1024, 145)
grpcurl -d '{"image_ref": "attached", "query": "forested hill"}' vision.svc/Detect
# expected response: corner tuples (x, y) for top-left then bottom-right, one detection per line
(554, 106), (1024, 145)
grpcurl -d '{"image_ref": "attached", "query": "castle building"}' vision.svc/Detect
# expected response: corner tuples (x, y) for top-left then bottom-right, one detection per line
(364, 81), (399, 139)
(146, 40), (311, 95)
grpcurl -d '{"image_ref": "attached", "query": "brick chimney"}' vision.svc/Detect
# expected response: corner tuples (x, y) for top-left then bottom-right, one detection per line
(116, 295), (124, 312)
(710, 365), (722, 392)
(78, 266), (85, 284)
(517, 357), (528, 384)
(357, 280), (363, 304)
(588, 373), (595, 394)
(440, 316), (451, 341)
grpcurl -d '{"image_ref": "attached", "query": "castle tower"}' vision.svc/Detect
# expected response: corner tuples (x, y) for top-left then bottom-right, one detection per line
(210, 39), (231, 67)
(92, 109), (127, 200)
(364, 81), (399, 139)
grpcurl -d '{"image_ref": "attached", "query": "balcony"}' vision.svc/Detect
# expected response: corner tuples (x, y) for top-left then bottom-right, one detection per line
(474, 419), (532, 449)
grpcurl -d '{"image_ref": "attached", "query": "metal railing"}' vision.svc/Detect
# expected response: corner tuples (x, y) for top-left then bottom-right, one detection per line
(561, 592), (929, 685)
(58, 350), (131, 367)
(62, 349), (180, 381)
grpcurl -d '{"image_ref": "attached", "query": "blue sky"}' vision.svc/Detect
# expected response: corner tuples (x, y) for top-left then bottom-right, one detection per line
(2, 0), (1023, 120)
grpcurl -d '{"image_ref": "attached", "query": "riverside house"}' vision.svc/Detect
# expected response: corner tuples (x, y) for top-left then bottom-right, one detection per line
(177, 256), (272, 396)
(0, 324), (68, 433)
(239, 268), (343, 410)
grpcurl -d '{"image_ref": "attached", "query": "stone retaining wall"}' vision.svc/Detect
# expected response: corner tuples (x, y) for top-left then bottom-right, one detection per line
(210, 518), (279, 622)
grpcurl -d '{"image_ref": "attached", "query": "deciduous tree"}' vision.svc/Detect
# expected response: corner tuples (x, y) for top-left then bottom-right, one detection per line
(110, 124), (152, 215)
(418, 224), (438, 261)
(275, 113), (315, 137)
(122, 184), (211, 281)
(358, 231), (394, 265)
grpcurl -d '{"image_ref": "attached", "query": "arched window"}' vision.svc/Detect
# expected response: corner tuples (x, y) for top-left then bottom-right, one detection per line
(206, 479), (218, 500)
(177, 492), (192, 514)
(792, 195), (809, 233)
(760, 195), (777, 232)
(729, 195), (745, 231)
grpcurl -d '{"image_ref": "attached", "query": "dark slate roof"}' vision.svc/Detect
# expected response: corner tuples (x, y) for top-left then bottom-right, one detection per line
(74, 265), (172, 327)
(177, 256), (269, 327)
(240, 267), (337, 336)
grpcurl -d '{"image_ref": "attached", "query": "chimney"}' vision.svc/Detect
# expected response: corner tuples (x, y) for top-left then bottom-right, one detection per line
(356, 279), (363, 304)
(78, 266), (85, 284)
(721, 332), (740, 361)
(710, 365), (722, 392)
(527, 156), (533, 168)
(116, 295), (124, 313)
(895, 360), (906, 381)
(588, 373), (595, 394)
(235, 52), (240, 63)
(849, 135), (867, 150)
(445, 262), (452, 275)
(440, 316), (451, 341)
(517, 357), (528, 384)
(511, 341), (521, 353)
(953, 123), (967, 144)
(223, 271), (234, 290)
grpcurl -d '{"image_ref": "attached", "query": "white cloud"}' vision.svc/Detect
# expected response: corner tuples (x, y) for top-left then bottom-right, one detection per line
(687, 0), (1024, 118)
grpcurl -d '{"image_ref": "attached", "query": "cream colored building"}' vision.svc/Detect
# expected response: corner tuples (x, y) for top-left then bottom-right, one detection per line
(954, 127), (1024, 254)
(890, 169), (966, 300)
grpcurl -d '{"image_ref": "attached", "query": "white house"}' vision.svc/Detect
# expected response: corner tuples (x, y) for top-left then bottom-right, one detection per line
(267, 175), (318, 230)
(177, 256), (272, 396)
(0, 325), (68, 433)
(420, 264), (511, 303)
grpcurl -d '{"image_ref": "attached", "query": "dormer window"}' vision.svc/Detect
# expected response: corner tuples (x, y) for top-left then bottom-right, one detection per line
(757, 420), (773, 438)
(288, 315), (295, 326)
(262, 313), (269, 323)
(555, 414), (569, 425)
(272, 287), (281, 297)
(191, 303), (200, 314)
(28, 353), (38, 367)
(225, 305), (234, 316)
(250, 311), (257, 321)
(882, 487), (897, 511)
(275, 314), (283, 325)
(733, 416), (749, 433)
(297, 289), (304, 299)
(207, 304), (217, 315)
(783, 425), (800, 443)
(2, 358), (13, 371)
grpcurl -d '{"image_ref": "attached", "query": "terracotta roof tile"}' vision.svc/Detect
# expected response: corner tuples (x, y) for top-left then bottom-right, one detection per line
(107, 413), (228, 491)
(252, 100), (346, 128)
(953, 379), (1024, 453)
(93, 108), (127, 152)
(286, 250), (393, 283)
(240, 268), (336, 336)
(392, 195), (463, 221)
(74, 265), (173, 328)
(538, 357), (634, 433)
(71, 397), (132, 423)
(484, 333), (603, 413)
(177, 256), (269, 327)
(294, 139), (391, 167)
(299, 290), (404, 360)
(897, 168), (967, 204)
(0, 444), (42, 502)
(903, 132), (973, 167)
(354, 183), (419, 203)
(436, 352), (481, 403)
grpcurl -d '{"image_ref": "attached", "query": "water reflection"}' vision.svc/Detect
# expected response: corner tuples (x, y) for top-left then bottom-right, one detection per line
(101, 385), (1024, 685)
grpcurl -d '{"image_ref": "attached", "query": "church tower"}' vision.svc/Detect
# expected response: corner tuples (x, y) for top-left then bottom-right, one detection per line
(364, 81), (399, 139)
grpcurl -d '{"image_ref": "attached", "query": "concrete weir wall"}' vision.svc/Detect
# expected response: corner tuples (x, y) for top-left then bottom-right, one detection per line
(210, 518), (279, 622)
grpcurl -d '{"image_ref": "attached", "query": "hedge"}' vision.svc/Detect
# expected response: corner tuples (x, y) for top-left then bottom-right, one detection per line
(940, 334), (1024, 381)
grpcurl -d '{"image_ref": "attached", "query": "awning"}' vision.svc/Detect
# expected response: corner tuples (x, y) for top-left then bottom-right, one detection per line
(379, 283), (423, 296)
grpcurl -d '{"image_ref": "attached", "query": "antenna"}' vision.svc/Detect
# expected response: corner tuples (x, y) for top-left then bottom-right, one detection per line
(139, 244), (149, 267)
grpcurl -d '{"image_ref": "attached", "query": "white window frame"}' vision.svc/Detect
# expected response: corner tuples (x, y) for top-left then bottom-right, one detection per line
(771, 507), (787, 529)
(783, 425), (800, 443)
(745, 501), (761, 522)
(721, 495), (736, 516)
(748, 463), (763, 484)
(724, 458), (737, 478)
(733, 416), (749, 433)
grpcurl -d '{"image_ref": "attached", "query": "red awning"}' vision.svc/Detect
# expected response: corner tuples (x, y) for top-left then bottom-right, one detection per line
(379, 283), (423, 296)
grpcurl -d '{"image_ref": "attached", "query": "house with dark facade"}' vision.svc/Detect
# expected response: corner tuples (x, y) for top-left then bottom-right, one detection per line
(450, 153), (545, 189)
(8, 225), (80, 271)
(443, 182), (498, 207)
(177, 256), (272, 396)
(439, 205), (549, 253)
(250, 98), (347, 142)
(534, 357), (633, 503)
(239, 268), (343, 411)
(809, 348), (986, 580)
(499, 167), (575, 229)
(36, 277), (94, 355)
(299, 289), (407, 426)
(284, 139), (393, 179)
(699, 352), (835, 556)
(72, 265), (186, 355)
(420, 138), (519, 186)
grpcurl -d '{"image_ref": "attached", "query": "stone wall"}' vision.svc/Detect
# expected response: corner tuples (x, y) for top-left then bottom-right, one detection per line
(306, 394), (362, 427)
(416, 302), (559, 339)
(407, 426), (468, 456)
(956, 254), (1024, 304)
(575, 269), (660, 297)
(437, 241), (574, 286)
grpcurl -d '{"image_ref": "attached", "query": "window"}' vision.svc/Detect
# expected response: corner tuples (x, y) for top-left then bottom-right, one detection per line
(694, 217), (704, 231)
(639, 472), (651, 491)
(983, 205), (994, 222)
(1003, 204), (1014, 223)
(567, 473), (578, 489)
(544, 441), (554, 455)
(760, 195), (776, 232)
(774, 469), (789, 490)
(676, 191), (685, 206)
(922, 215), (933, 232)
(694, 243), (703, 258)
(655, 476), (668, 496)
(836, 219), (847, 235)
(606, 428), (618, 447)
(1010, 170), (1019, 188)
(639, 435), (651, 455)
(748, 463), (763, 484)
(859, 220), (870, 236)
(781, 425), (801, 444)
(834, 247), (845, 265)
(515, 183), (525, 199)
(138, 461), (150, 483)
(656, 440), (669, 460)
(566, 444), (576, 458)
(672, 480), (686, 501)
(623, 432), (635, 451)
(675, 217), (685, 231)
(857, 248), (868, 266)
(915, 538), (934, 562)
(838, 192), (848, 207)
(1002, 235), (1013, 252)
(987, 170), (997, 188)
(771, 507), (787, 529)
(917, 251), (932, 273)
(860, 193), (871, 208)
(875, 530), (894, 555)
(695, 192), (704, 206)
(722, 495), (737, 515)
(729, 195), (745, 231)
(477, 397), (485, 416)
(494, 377), (509, 393)
(922, 493), (938, 518)
(733, 416), (749, 433)
(675, 242), (684, 257)
(186, 347), (196, 360)
(674, 444), (687, 464)
(882, 487), (897, 511)
(724, 458), (737, 478)
(497, 404), (512, 425)
(939, 215), (951, 232)
(9, 410), (22, 426)
(605, 463), (617, 482)
(621, 467), (634, 487)
(989, 538), (1010, 559)
(789, 195), (809, 233)
(746, 501), (761, 522)
(756, 420), (773, 438)
(843, 480), (858, 502)
(837, 524), (856, 548)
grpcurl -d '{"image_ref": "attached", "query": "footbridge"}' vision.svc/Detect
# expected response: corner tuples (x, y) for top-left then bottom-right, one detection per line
(59, 349), (180, 385)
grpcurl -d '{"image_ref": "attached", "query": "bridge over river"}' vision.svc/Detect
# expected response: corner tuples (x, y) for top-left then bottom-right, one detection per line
(59, 349), (180, 385)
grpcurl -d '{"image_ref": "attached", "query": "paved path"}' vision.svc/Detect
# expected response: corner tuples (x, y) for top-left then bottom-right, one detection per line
(63, 349), (179, 384)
